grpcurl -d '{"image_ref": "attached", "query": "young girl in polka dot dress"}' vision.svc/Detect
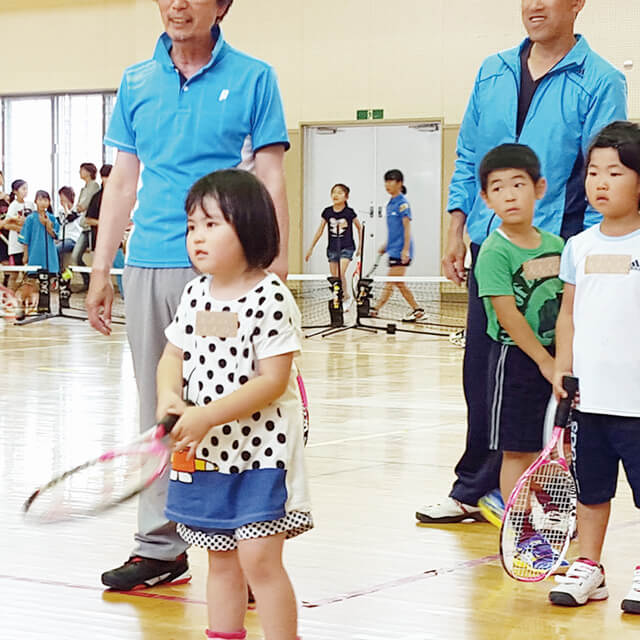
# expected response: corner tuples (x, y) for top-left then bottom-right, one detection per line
(156, 169), (311, 640)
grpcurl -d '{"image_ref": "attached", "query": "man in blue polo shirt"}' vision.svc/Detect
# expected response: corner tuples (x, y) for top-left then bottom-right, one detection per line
(86, 0), (290, 591)
(416, 0), (627, 525)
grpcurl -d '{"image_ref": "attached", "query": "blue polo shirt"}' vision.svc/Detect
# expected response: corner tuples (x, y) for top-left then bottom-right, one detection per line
(386, 194), (414, 260)
(18, 212), (60, 273)
(105, 27), (290, 268)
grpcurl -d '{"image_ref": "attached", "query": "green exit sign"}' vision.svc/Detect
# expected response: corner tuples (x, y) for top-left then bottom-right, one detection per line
(356, 109), (370, 120)
(372, 109), (384, 120)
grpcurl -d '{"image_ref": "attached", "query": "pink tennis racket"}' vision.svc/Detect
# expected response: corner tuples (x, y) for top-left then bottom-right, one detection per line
(296, 371), (310, 445)
(500, 375), (579, 582)
(23, 414), (180, 523)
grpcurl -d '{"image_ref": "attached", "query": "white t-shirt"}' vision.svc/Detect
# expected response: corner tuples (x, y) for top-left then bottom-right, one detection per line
(6, 200), (35, 255)
(56, 208), (83, 244)
(560, 224), (640, 417)
(163, 273), (311, 529)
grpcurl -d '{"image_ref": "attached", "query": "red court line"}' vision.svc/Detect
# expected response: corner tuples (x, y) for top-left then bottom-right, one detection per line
(0, 553), (500, 610)
(1, 518), (637, 609)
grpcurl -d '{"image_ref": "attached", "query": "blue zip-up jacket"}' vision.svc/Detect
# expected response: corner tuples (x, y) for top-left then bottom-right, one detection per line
(447, 35), (627, 245)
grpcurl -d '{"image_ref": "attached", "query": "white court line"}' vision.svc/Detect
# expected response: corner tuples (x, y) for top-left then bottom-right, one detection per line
(306, 421), (460, 449)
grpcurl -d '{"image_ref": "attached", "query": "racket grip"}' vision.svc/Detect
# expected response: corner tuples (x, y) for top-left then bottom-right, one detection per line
(156, 413), (180, 437)
(554, 375), (579, 428)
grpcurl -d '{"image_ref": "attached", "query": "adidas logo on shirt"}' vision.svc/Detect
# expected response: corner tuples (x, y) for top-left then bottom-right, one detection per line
(631, 259), (640, 271)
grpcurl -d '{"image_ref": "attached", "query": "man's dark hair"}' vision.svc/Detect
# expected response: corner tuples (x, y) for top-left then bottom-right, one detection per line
(80, 162), (97, 180)
(217, 0), (234, 23)
(479, 143), (542, 192)
(185, 169), (279, 270)
(58, 185), (75, 204)
(100, 164), (113, 178)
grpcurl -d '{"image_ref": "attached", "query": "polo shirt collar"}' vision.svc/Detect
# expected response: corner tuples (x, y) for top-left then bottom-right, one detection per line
(153, 24), (227, 73)
(499, 34), (590, 76)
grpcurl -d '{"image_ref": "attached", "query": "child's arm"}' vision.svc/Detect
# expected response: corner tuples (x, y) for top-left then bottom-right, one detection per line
(490, 295), (555, 383)
(353, 217), (363, 256)
(401, 217), (411, 264)
(552, 283), (575, 399)
(305, 220), (326, 262)
(170, 352), (294, 458)
(156, 342), (188, 421)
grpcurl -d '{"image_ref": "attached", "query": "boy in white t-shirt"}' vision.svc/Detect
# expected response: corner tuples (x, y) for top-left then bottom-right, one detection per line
(550, 121), (640, 612)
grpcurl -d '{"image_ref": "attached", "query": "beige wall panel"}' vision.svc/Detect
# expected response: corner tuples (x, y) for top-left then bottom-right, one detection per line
(284, 129), (302, 273)
(3, 1), (640, 120)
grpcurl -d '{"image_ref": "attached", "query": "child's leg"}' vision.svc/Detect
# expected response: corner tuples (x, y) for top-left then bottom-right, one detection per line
(339, 257), (351, 300)
(237, 533), (297, 640)
(207, 549), (248, 634)
(576, 501), (611, 563)
(500, 450), (539, 502)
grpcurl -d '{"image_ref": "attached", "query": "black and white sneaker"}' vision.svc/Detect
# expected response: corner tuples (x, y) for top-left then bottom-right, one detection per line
(402, 308), (425, 323)
(101, 553), (191, 591)
(622, 566), (640, 614)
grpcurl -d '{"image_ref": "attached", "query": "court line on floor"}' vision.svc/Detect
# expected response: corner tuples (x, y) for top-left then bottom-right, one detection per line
(1, 518), (638, 609)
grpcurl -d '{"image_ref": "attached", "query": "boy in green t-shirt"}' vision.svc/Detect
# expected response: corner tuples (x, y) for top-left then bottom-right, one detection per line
(474, 144), (564, 557)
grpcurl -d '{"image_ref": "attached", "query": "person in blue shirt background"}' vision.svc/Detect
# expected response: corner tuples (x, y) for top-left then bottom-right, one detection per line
(370, 169), (424, 322)
(416, 0), (628, 527)
(18, 189), (59, 274)
(86, 0), (291, 593)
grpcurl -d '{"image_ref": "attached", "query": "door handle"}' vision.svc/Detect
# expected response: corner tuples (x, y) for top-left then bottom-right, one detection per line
(369, 204), (374, 218)
(377, 206), (383, 218)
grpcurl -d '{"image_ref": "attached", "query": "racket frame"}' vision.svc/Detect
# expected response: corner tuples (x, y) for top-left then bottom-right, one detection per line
(23, 415), (178, 522)
(499, 375), (579, 582)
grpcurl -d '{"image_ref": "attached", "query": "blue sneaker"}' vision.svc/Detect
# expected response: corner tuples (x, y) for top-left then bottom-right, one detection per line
(514, 532), (569, 574)
(477, 489), (505, 528)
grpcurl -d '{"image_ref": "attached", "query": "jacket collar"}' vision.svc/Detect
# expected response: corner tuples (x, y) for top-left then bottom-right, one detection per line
(153, 25), (226, 73)
(499, 34), (590, 76)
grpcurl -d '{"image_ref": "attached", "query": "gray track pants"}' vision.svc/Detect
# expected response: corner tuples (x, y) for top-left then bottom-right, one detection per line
(123, 265), (197, 560)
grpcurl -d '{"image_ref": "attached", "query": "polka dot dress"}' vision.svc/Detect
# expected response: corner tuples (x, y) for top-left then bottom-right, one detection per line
(164, 273), (312, 541)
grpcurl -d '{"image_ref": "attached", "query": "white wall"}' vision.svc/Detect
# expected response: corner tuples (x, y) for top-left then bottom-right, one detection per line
(1, 1), (638, 123)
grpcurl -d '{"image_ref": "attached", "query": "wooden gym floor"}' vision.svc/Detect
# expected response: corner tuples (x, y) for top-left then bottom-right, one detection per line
(1, 314), (640, 639)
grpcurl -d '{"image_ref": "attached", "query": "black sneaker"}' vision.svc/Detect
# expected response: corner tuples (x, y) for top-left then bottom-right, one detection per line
(101, 553), (191, 591)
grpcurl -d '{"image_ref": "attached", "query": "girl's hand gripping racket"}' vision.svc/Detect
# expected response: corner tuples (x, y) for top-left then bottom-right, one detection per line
(23, 413), (181, 523)
(500, 375), (579, 582)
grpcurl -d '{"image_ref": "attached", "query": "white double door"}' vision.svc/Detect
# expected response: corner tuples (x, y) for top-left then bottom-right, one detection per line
(302, 121), (442, 277)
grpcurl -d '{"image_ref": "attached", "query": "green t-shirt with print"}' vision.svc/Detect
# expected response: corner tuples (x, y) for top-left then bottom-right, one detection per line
(475, 228), (565, 346)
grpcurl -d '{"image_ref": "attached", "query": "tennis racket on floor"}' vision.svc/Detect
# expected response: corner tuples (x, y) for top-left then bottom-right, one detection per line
(500, 375), (579, 582)
(23, 413), (181, 523)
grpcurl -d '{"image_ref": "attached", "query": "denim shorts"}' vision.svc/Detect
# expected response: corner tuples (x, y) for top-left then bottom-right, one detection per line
(327, 248), (354, 263)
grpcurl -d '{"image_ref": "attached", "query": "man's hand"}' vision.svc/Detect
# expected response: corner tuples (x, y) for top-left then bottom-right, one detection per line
(442, 210), (467, 285)
(86, 270), (114, 336)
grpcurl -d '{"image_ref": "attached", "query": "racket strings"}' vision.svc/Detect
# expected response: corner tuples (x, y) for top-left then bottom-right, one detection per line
(24, 445), (167, 523)
(502, 461), (576, 581)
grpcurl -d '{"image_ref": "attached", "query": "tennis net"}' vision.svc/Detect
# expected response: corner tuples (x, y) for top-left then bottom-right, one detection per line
(2, 266), (467, 337)
(287, 274), (467, 336)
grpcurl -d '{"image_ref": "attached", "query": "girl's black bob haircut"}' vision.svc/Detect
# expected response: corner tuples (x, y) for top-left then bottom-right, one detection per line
(479, 143), (542, 192)
(185, 169), (279, 270)
(587, 120), (640, 176)
(384, 169), (407, 194)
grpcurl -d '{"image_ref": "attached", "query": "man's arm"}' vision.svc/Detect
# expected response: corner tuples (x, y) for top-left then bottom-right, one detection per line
(582, 70), (628, 228)
(86, 150), (140, 335)
(443, 68), (483, 284)
(255, 145), (288, 280)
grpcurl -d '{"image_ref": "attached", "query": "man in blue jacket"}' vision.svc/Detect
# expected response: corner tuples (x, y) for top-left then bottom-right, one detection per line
(416, 0), (627, 524)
